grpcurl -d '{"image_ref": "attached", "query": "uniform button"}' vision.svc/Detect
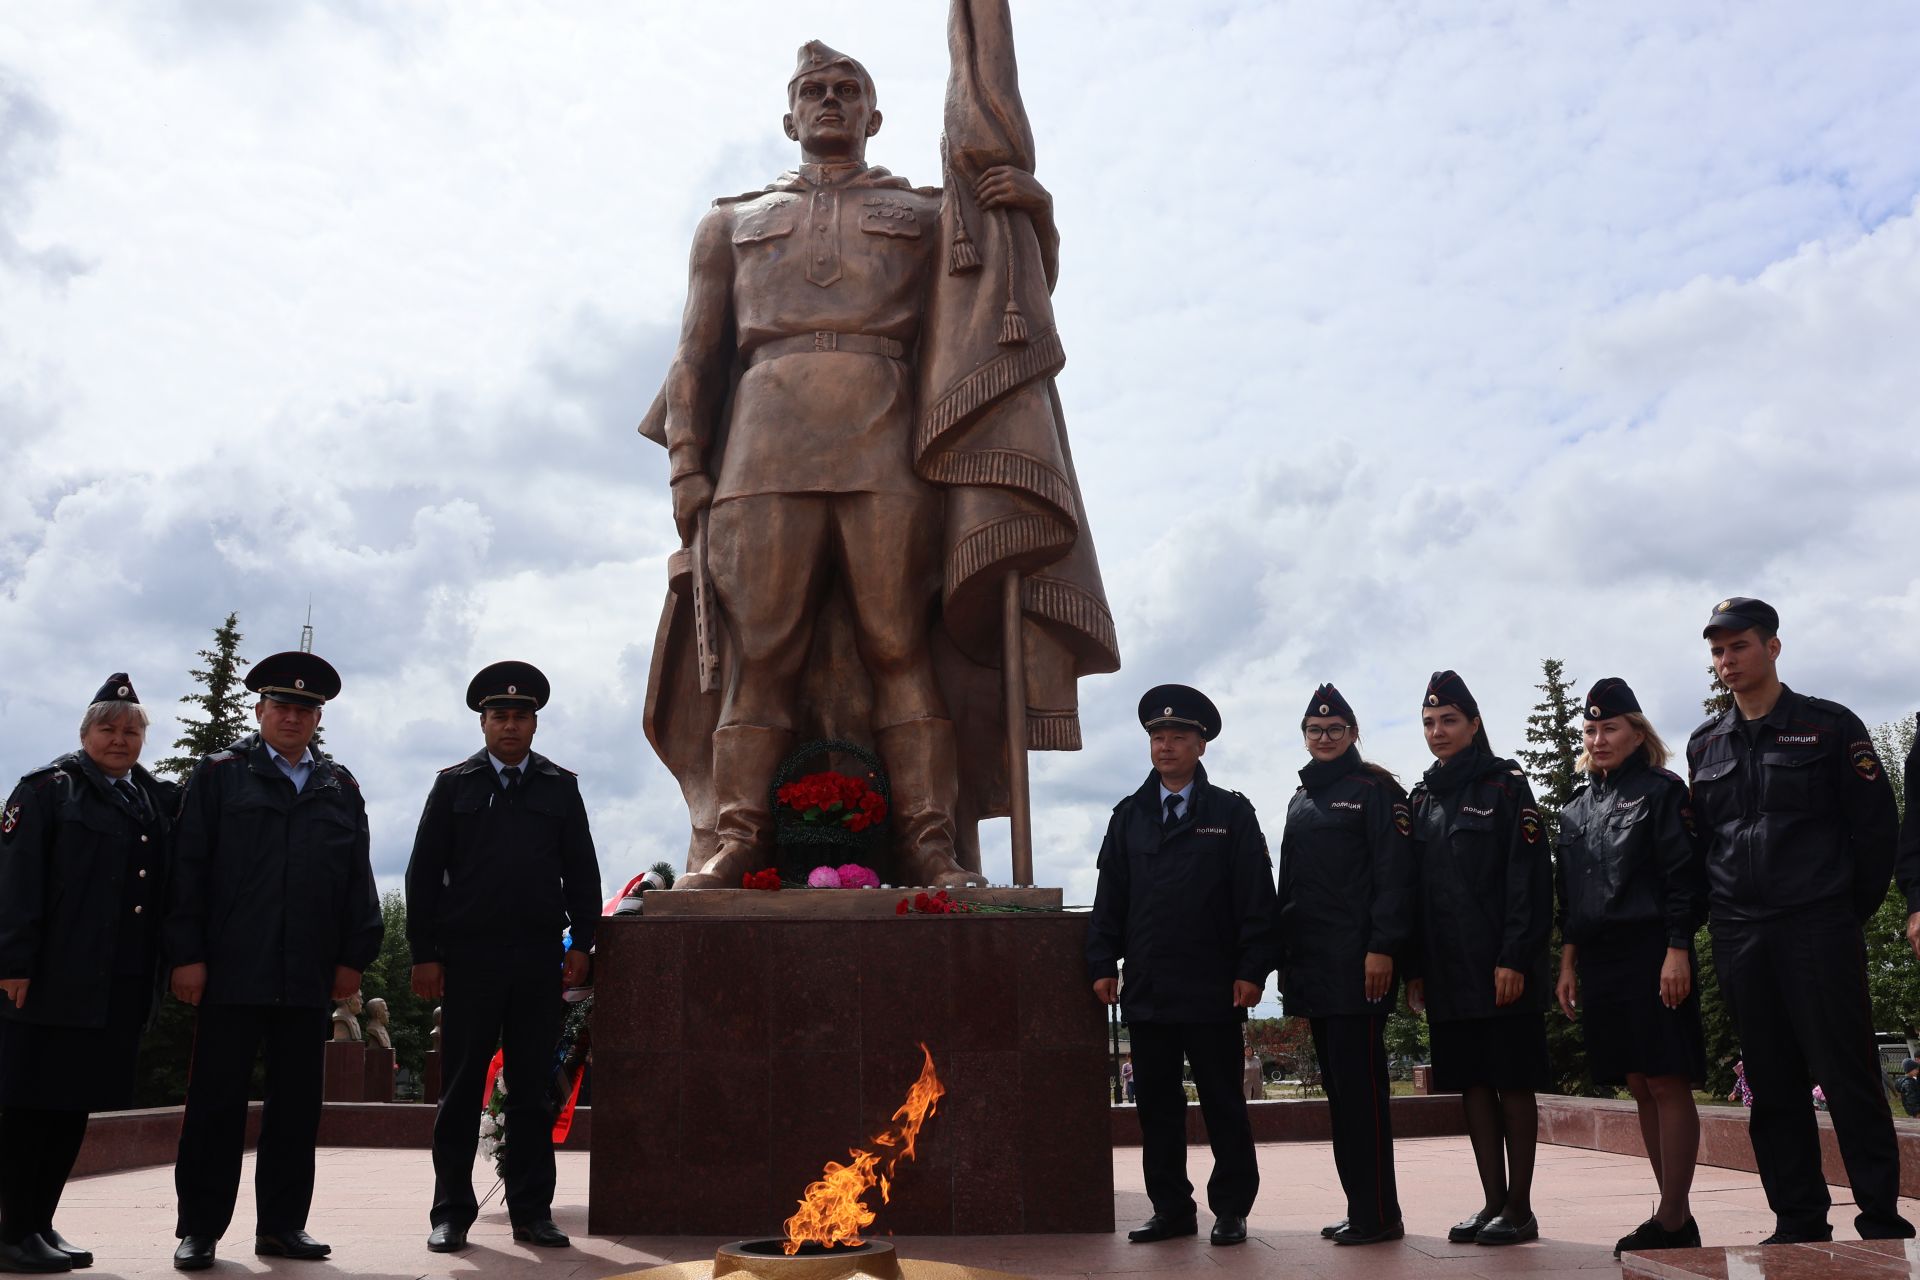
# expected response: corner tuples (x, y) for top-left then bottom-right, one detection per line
(134, 905), (144, 915)
(140, 835), (149, 843)
(138, 869), (148, 878)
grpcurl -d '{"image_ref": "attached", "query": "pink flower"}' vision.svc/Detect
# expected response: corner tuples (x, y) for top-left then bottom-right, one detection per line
(806, 865), (843, 888)
(836, 863), (880, 890)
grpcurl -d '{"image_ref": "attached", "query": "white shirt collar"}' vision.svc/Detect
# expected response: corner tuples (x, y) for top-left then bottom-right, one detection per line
(1158, 779), (1194, 804)
(488, 752), (531, 776)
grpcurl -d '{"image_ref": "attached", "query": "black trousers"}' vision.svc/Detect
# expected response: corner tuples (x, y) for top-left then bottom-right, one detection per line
(174, 1004), (328, 1238)
(1129, 1020), (1259, 1218)
(432, 944), (564, 1229)
(1713, 909), (1912, 1238)
(1311, 1014), (1400, 1232)
(0, 1109), (89, 1244)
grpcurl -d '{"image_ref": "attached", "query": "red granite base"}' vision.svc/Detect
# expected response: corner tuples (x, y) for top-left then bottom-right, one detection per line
(1623, 1239), (1920, 1278)
(1539, 1095), (1920, 1197)
(586, 912), (1114, 1236)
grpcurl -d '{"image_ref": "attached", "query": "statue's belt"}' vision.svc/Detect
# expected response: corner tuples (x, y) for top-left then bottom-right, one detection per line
(745, 331), (906, 367)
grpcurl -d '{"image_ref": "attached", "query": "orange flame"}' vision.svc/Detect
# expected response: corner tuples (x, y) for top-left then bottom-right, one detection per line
(782, 1043), (945, 1254)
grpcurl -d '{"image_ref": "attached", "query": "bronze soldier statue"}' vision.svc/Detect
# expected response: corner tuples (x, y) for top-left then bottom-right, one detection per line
(640, 8), (1118, 889)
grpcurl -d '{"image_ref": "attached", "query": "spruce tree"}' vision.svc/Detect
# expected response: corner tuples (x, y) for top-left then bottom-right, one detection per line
(1865, 716), (1919, 1052)
(1516, 658), (1596, 1093)
(155, 613), (251, 779)
(1703, 667), (1734, 717)
(1517, 658), (1581, 842)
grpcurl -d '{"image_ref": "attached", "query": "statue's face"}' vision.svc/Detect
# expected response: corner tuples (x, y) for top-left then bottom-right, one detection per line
(785, 66), (879, 156)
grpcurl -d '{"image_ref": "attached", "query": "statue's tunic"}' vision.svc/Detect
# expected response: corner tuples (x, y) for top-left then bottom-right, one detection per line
(716, 172), (942, 503)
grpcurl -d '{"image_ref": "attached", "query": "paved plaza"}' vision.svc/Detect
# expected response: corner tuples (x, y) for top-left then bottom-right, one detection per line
(46, 1136), (1919, 1278)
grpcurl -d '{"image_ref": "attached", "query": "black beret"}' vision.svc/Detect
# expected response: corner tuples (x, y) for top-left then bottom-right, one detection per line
(1583, 677), (1641, 721)
(245, 651), (340, 708)
(1138, 684), (1220, 741)
(467, 660), (550, 712)
(1423, 670), (1478, 718)
(1703, 596), (1779, 638)
(1304, 682), (1355, 723)
(91, 672), (140, 706)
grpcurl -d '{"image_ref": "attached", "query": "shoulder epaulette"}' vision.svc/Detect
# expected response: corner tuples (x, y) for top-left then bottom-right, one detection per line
(332, 763), (359, 789)
(438, 760), (467, 774)
(20, 761), (74, 792)
(1652, 765), (1688, 788)
(206, 750), (238, 765)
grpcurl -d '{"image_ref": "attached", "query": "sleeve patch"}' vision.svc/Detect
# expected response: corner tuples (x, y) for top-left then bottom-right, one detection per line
(1, 803), (19, 835)
(1851, 743), (1883, 781)
(1520, 809), (1543, 844)
(1392, 802), (1412, 836)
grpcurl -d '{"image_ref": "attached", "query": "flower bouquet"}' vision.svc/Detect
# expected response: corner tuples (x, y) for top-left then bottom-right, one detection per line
(770, 739), (891, 882)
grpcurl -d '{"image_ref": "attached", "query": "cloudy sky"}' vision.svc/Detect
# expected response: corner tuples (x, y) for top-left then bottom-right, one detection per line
(5, 3), (1919, 1009)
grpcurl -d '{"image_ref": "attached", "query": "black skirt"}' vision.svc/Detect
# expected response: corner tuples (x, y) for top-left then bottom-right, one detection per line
(0, 975), (151, 1112)
(1429, 1011), (1552, 1092)
(1577, 928), (1705, 1086)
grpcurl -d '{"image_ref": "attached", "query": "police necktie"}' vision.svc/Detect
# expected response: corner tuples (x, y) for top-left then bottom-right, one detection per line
(502, 765), (522, 795)
(115, 778), (148, 821)
(1163, 793), (1183, 828)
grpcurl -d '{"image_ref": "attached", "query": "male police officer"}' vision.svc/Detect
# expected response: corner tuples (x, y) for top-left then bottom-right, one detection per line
(1687, 598), (1909, 1244)
(406, 662), (602, 1252)
(1086, 686), (1276, 1248)
(165, 652), (382, 1270)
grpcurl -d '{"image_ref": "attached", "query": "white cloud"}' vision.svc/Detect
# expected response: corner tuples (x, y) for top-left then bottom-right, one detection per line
(3, 2), (1919, 1009)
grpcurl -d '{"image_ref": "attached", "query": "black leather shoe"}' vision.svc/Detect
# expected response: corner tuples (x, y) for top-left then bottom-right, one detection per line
(1760, 1226), (1832, 1245)
(1332, 1219), (1405, 1246)
(1320, 1218), (1347, 1239)
(254, 1230), (330, 1259)
(1475, 1212), (1539, 1245)
(1126, 1213), (1198, 1243)
(1447, 1210), (1497, 1243)
(511, 1220), (570, 1248)
(1209, 1215), (1248, 1246)
(426, 1223), (468, 1253)
(38, 1232), (89, 1270)
(0, 1234), (73, 1273)
(171, 1237), (216, 1272)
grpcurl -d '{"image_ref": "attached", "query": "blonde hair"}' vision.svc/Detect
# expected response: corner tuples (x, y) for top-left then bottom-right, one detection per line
(1576, 711), (1671, 773)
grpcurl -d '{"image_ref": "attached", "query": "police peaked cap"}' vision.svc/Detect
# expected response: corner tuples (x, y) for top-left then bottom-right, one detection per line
(1702, 596), (1779, 638)
(467, 660), (550, 712)
(1304, 682), (1355, 723)
(91, 672), (140, 706)
(1139, 684), (1220, 741)
(246, 651), (340, 708)
(1423, 670), (1478, 718)
(1583, 677), (1641, 721)
(788, 40), (874, 99)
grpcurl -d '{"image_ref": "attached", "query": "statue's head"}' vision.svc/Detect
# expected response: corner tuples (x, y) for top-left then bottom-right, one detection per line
(365, 997), (388, 1023)
(784, 40), (880, 160)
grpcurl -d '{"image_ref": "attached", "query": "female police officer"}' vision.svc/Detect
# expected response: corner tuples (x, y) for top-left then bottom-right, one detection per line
(1554, 677), (1707, 1257)
(0, 676), (176, 1273)
(1275, 683), (1413, 1246)
(1405, 671), (1551, 1246)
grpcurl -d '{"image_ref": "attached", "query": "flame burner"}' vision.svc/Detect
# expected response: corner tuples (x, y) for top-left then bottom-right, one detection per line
(713, 1238), (900, 1280)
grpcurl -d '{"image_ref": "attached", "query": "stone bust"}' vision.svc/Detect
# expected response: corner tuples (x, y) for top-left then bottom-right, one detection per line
(329, 991), (363, 1043)
(363, 997), (391, 1050)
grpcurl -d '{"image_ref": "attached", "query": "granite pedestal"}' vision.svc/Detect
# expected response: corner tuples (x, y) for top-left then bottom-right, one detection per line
(588, 900), (1112, 1236)
(322, 1039), (366, 1102)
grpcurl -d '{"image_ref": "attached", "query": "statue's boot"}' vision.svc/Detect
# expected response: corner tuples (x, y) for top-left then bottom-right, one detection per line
(677, 724), (792, 889)
(879, 718), (985, 888)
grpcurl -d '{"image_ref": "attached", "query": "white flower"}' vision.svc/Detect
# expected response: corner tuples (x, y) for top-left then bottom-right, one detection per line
(478, 1114), (499, 1138)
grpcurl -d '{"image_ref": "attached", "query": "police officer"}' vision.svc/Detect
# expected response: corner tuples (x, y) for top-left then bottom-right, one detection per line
(1275, 683), (1413, 1247)
(1688, 598), (1910, 1243)
(165, 651), (382, 1270)
(405, 662), (602, 1252)
(1902, 714), (1920, 963)
(0, 675), (176, 1274)
(1406, 670), (1551, 1247)
(1086, 685), (1275, 1248)
(1552, 678), (1707, 1257)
